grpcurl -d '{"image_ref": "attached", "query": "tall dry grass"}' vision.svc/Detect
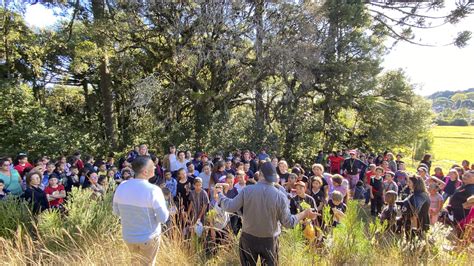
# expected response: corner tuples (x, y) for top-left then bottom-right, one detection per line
(0, 188), (472, 265)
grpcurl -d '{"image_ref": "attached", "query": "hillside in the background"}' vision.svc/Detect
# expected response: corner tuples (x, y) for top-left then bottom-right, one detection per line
(427, 88), (474, 100)
(427, 88), (474, 126)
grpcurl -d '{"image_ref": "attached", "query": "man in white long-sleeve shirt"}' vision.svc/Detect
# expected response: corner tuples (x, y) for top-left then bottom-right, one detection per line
(113, 156), (169, 266)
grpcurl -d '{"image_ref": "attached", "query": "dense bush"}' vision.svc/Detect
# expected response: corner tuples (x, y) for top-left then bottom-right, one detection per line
(450, 118), (469, 126)
(0, 196), (33, 239)
(435, 119), (450, 126)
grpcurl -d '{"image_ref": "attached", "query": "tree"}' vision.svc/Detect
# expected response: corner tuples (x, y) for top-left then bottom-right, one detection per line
(90, 0), (117, 149)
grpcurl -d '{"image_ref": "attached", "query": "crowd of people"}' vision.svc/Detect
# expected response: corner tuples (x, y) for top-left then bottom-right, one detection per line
(1, 145), (473, 263)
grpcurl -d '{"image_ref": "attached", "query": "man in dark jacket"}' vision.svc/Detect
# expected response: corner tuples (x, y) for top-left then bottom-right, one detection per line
(342, 150), (365, 190)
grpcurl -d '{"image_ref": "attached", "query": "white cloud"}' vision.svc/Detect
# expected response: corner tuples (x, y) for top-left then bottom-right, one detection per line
(380, 2), (474, 96)
(24, 4), (58, 28)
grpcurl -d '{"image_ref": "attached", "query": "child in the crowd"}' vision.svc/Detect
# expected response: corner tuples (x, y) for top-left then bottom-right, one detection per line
(162, 170), (177, 198)
(369, 167), (385, 216)
(233, 170), (246, 192)
(428, 184), (443, 225)
(98, 175), (109, 191)
(54, 162), (67, 181)
(285, 173), (298, 197)
(188, 178), (209, 225)
(290, 181), (316, 215)
(63, 166), (81, 193)
(198, 164), (212, 192)
(331, 174), (348, 202)
(97, 162), (107, 178)
(328, 191), (346, 227)
(380, 190), (398, 232)
(0, 179), (10, 200)
(365, 164), (376, 184)
(42, 162), (57, 190)
(44, 175), (66, 209)
(224, 174), (238, 199)
(309, 176), (325, 211)
(224, 158), (236, 176)
(353, 180), (366, 200)
(394, 162), (408, 192)
(88, 172), (105, 199)
(433, 166), (444, 179)
(365, 164), (376, 204)
(243, 161), (255, 180)
(442, 169), (462, 201)
(384, 171), (398, 194)
(106, 169), (116, 183)
(162, 187), (176, 229)
(14, 154), (33, 177)
(208, 182), (230, 253)
(122, 168), (133, 180)
(186, 162), (198, 182)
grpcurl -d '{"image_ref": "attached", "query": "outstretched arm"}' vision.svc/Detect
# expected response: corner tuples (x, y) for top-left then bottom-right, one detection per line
(218, 189), (244, 213)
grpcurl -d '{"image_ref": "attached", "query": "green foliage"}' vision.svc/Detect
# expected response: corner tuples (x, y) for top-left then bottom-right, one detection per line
(435, 119), (450, 126)
(413, 131), (434, 161)
(431, 89), (474, 126)
(325, 200), (371, 265)
(0, 82), (103, 158)
(0, 196), (33, 239)
(450, 118), (469, 126)
(280, 224), (319, 265)
(0, 2), (462, 161)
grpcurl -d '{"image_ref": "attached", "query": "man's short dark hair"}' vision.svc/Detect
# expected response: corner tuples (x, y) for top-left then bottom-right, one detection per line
(132, 156), (151, 175)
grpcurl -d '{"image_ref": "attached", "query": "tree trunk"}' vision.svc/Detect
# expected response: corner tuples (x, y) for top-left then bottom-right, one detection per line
(254, 0), (265, 147)
(91, 0), (117, 149)
(98, 53), (117, 149)
(3, 8), (11, 79)
(82, 78), (90, 120)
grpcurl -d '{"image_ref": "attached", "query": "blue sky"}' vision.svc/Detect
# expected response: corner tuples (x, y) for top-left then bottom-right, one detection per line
(24, 2), (474, 96)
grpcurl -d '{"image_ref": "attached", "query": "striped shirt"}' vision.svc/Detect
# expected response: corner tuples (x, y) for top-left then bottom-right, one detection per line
(113, 179), (169, 243)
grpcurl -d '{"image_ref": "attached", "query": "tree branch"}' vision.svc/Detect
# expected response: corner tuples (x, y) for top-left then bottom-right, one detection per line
(66, 0), (80, 43)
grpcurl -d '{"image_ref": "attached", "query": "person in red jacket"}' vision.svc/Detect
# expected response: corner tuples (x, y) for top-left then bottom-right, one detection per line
(328, 151), (344, 174)
(44, 175), (66, 209)
(13, 154), (33, 177)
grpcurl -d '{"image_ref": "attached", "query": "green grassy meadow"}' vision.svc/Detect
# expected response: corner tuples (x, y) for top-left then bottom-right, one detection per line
(429, 126), (474, 171)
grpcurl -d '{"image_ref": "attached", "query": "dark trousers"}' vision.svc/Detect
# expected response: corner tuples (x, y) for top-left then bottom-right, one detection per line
(371, 194), (384, 215)
(239, 232), (279, 266)
(230, 215), (242, 235)
(364, 189), (370, 204)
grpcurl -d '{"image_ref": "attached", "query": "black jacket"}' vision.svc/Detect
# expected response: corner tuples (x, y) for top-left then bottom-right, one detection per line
(401, 191), (430, 231)
(22, 186), (49, 214)
(449, 184), (474, 222)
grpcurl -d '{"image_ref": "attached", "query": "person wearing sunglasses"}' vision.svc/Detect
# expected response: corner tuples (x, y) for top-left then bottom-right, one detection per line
(0, 158), (23, 196)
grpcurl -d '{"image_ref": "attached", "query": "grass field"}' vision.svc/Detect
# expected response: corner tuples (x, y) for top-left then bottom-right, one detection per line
(429, 126), (474, 171)
(404, 126), (474, 172)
